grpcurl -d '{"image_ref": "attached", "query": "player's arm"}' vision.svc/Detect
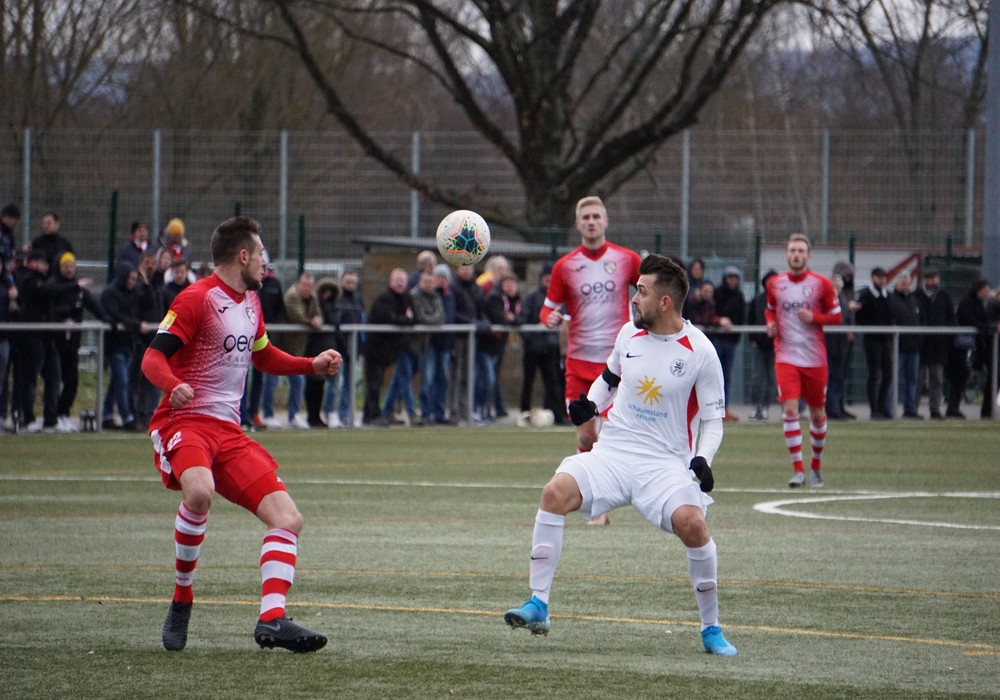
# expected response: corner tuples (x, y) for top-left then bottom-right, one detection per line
(252, 332), (321, 376)
(539, 297), (565, 328)
(143, 333), (194, 408)
(811, 281), (843, 326)
(567, 367), (620, 425)
(690, 418), (723, 493)
(538, 262), (566, 328)
(763, 279), (779, 337)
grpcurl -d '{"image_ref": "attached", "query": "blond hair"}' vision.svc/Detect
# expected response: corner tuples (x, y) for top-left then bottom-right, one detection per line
(787, 232), (811, 251)
(575, 195), (606, 219)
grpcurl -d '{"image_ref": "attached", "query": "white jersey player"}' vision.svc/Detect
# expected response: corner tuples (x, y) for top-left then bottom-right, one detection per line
(504, 253), (738, 657)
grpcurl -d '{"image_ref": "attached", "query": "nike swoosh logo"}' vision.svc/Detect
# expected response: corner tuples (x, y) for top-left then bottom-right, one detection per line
(258, 621), (282, 631)
(626, 352), (641, 358)
(529, 556), (547, 561)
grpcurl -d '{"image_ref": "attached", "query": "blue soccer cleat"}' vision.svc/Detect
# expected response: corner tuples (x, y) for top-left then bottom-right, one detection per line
(504, 595), (551, 636)
(701, 625), (738, 656)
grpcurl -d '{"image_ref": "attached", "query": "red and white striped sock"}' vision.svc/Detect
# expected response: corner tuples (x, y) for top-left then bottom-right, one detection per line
(810, 418), (828, 471)
(173, 503), (208, 604)
(259, 528), (297, 622)
(783, 413), (804, 472)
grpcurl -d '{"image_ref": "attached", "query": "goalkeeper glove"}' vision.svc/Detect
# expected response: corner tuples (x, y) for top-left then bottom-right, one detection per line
(690, 456), (714, 493)
(567, 392), (598, 426)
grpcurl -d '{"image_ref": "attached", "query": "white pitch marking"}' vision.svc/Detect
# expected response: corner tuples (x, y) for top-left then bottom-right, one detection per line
(754, 492), (1000, 531)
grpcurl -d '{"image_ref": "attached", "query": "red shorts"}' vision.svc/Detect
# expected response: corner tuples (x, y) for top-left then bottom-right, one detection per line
(565, 356), (611, 418)
(775, 362), (828, 409)
(150, 415), (286, 512)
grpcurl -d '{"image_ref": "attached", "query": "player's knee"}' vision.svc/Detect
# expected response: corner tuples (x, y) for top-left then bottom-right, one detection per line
(670, 506), (709, 547)
(184, 489), (213, 514)
(540, 475), (581, 515)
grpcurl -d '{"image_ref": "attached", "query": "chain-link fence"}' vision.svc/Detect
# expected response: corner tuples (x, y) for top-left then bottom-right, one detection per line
(0, 128), (985, 268)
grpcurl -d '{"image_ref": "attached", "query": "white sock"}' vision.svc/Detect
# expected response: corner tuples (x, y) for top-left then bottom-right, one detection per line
(687, 539), (719, 630)
(529, 510), (565, 604)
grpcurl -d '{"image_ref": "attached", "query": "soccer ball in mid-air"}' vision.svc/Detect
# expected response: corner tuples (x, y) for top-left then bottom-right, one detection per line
(436, 210), (491, 266)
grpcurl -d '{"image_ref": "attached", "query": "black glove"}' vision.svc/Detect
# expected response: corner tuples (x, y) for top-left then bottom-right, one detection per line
(690, 456), (714, 493)
(567, 392), (598, 426)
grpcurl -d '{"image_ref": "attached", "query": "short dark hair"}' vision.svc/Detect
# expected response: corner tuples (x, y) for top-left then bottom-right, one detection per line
(210, 216), (261, 265)
(638, 253), (688, 310)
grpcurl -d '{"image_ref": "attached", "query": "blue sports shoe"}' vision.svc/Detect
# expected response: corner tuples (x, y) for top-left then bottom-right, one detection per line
(701, 625), (738, 656)
(504, 595), (551, 636)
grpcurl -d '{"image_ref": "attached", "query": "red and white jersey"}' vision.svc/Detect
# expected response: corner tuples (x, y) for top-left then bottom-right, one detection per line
(149, 275), (265, 428)
(546, 242), (641, 363)
(595, 320), (725, 462)
(766, 269), (841, 368)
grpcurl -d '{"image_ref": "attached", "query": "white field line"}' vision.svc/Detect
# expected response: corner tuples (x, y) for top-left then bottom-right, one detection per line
(753, 492), (1000, 530)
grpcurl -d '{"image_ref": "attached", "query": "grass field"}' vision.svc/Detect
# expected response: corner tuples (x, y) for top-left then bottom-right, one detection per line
(3, 421), (999, 699)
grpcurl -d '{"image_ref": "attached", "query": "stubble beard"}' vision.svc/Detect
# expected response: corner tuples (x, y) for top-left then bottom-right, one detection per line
(242, 266), (263, 291)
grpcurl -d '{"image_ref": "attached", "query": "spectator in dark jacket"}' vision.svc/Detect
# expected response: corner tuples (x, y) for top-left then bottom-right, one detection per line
(956, 279), (999, 419)
(99, 260), (150, 430)
(304, 276), (342, 427)
(0, 254), (17, 429)
(855, 267), (893, 419)
(52, 252), (106, 431)
(476, 275), (521, 423)
(248, 255), (286, 428)
(914, 269), (957, 419)
(682, 257), (706, 318)
(130, 252), (165, 427)
(0, 202), (21, 266)
(889, 272), (924, 418)
(447, 263), (483, 424)
(115, 220), (150, 271)
(517, 262), (566, 424)
(161, 258), (193, 309)
(825, 272), (858, 420)
(712, 266), (745, 421)
(383, 271), (444, 425)
(320, 269), (363, 428)
(419, 264), (458, 425)
(749, 270), (778, 421)
(11, 251), (62, 431)
(362, 268), (414, 425)
(30, 211), (74, 277)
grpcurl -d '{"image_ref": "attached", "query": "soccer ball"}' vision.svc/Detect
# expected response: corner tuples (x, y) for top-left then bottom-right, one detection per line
(436, 210), (491, 266)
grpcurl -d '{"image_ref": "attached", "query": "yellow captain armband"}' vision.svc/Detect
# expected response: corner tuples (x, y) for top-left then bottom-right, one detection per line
(158, 310), (177, 331)
(252, 334), (269, 352)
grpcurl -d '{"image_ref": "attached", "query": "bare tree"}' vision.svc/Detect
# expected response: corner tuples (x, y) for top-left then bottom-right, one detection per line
(804, 0), (988, 239)
(0, 0), (150, 132)
(174, 0), (785, 231)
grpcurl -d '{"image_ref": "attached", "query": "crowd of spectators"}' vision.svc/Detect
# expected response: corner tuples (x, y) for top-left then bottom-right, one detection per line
(2, 199), (999, 433)
(0, 207), (204, 433)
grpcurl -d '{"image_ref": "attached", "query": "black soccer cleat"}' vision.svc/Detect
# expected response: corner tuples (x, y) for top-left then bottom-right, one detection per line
(253, 616), (327, 653)
(162, 601), (193, 651)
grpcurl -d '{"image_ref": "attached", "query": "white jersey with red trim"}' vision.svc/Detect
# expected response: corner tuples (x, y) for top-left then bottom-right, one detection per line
(594, 320), (725, 462)
(766, 270), (840, 368)
(546, 242), (641, 363)
(150, 275), (265, 428)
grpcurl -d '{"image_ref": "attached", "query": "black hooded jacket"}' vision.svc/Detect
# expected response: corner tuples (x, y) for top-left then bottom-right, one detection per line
(100, 261), (144, 355)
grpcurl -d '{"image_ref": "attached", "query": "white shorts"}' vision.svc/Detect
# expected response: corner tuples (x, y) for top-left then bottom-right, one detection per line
(555, 447), (713, 531)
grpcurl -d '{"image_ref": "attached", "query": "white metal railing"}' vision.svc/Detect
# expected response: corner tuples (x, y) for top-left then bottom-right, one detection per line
(1, 322), (996, 430)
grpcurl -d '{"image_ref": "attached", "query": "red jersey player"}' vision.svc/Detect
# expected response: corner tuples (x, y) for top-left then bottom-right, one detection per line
(141, 216), (342, 653)
(765, 233), (842, 488)
(540, 196), (641, 450)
